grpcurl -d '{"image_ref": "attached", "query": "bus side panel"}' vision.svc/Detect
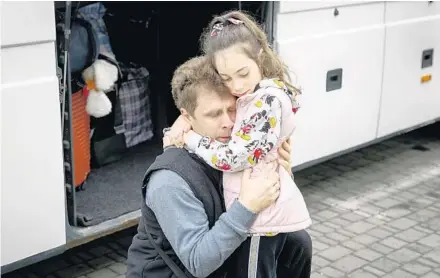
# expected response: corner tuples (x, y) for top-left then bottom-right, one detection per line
(274, 3), (386, 167)
(1, 1), (57, 47)
(277, 1), (371, 15)
(1, 1), (66, 267)
(377, 1), (440, 138)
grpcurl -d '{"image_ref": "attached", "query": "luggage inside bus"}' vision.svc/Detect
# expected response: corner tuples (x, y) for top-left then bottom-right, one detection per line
(56, 1), (266, 227)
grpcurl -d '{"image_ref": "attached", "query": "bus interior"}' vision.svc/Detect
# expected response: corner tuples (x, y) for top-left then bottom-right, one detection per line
(56, 1), (267, 229)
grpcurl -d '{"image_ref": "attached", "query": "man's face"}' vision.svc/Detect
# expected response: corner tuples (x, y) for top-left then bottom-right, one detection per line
(185, 88), (237, 143)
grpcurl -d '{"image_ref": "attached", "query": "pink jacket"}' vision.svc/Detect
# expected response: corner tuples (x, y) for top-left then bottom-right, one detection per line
(186, 78), (312, 235)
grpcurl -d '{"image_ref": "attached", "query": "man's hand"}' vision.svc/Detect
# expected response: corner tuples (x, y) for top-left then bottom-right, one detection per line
(278, 138), (292, 173)
(238, 162), (280, 213)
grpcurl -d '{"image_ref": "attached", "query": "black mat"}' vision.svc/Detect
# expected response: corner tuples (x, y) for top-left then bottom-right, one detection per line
(75, 140), (163, 226)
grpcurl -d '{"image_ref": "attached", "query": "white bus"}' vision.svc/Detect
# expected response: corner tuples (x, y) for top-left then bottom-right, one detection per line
(2, 1), (439, 274)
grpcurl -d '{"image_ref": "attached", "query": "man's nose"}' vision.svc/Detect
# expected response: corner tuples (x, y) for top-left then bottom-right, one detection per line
(221, 113), (234, 129)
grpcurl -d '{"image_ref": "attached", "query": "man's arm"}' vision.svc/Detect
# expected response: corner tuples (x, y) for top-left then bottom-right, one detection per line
(146, 169), (257, 278)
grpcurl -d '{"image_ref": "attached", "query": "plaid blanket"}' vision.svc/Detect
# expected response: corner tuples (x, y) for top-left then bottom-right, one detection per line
(119, 65), (154, 148)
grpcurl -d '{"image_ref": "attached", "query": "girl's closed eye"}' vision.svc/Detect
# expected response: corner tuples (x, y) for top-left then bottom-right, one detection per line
(239, 71), (249, 77)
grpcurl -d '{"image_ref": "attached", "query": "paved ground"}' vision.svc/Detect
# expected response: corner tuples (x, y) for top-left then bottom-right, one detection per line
(3, 123), (440, 278)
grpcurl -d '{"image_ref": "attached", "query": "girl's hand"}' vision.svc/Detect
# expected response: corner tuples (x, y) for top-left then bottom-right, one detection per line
(278, 138), (292, 173)
(165, 115), (192, 148)
(163, 134), (172, 149)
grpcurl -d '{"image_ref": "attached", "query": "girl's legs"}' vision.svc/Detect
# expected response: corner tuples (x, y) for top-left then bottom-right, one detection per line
(234, 234), (287, 278)
(277, 230), (313, 278)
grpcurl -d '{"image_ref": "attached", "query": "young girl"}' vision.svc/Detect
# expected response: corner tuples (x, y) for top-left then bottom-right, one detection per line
(168, 11), (312, 278)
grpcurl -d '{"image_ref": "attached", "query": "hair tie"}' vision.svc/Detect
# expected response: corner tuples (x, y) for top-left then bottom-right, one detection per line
(227, 18), (243, 25)
(210, 23), (224, 37)
(210, 17), (244, 37)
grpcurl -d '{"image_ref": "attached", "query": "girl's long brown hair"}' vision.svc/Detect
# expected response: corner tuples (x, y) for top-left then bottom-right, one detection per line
(200, 10), (301, 95)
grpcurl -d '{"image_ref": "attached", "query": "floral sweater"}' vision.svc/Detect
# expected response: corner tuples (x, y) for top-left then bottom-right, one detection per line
(185, 78), (300, 172)
(185, 78), (311, 234)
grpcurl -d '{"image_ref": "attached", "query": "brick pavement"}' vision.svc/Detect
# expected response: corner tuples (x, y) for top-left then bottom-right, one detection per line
(3, 124), (440, 278)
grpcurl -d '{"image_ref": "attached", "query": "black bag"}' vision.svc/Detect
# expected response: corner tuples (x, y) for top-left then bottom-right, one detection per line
(90, 84), (127, 167)
(56, 12), (100, 75)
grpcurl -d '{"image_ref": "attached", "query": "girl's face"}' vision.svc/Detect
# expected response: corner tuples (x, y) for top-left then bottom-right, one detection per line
(214, 44), (262, 98)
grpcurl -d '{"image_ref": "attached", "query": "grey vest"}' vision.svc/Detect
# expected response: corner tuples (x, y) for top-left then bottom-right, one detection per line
(125, 147), (232, 278)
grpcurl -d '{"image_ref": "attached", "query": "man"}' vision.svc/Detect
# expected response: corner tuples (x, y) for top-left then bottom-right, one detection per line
(126, 56), (312, 278)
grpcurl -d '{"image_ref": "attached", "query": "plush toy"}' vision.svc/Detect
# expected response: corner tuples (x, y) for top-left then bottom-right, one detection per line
(81, 58), (119, 118)
(76, 2), (119, 118)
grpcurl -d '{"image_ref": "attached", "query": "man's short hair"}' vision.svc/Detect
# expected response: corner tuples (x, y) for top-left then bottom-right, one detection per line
(171, 56), (227, 116)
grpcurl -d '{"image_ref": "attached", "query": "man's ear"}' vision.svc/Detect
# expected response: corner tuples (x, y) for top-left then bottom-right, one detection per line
(180, 108), (188, 116)
(180, 108), (191, 122)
